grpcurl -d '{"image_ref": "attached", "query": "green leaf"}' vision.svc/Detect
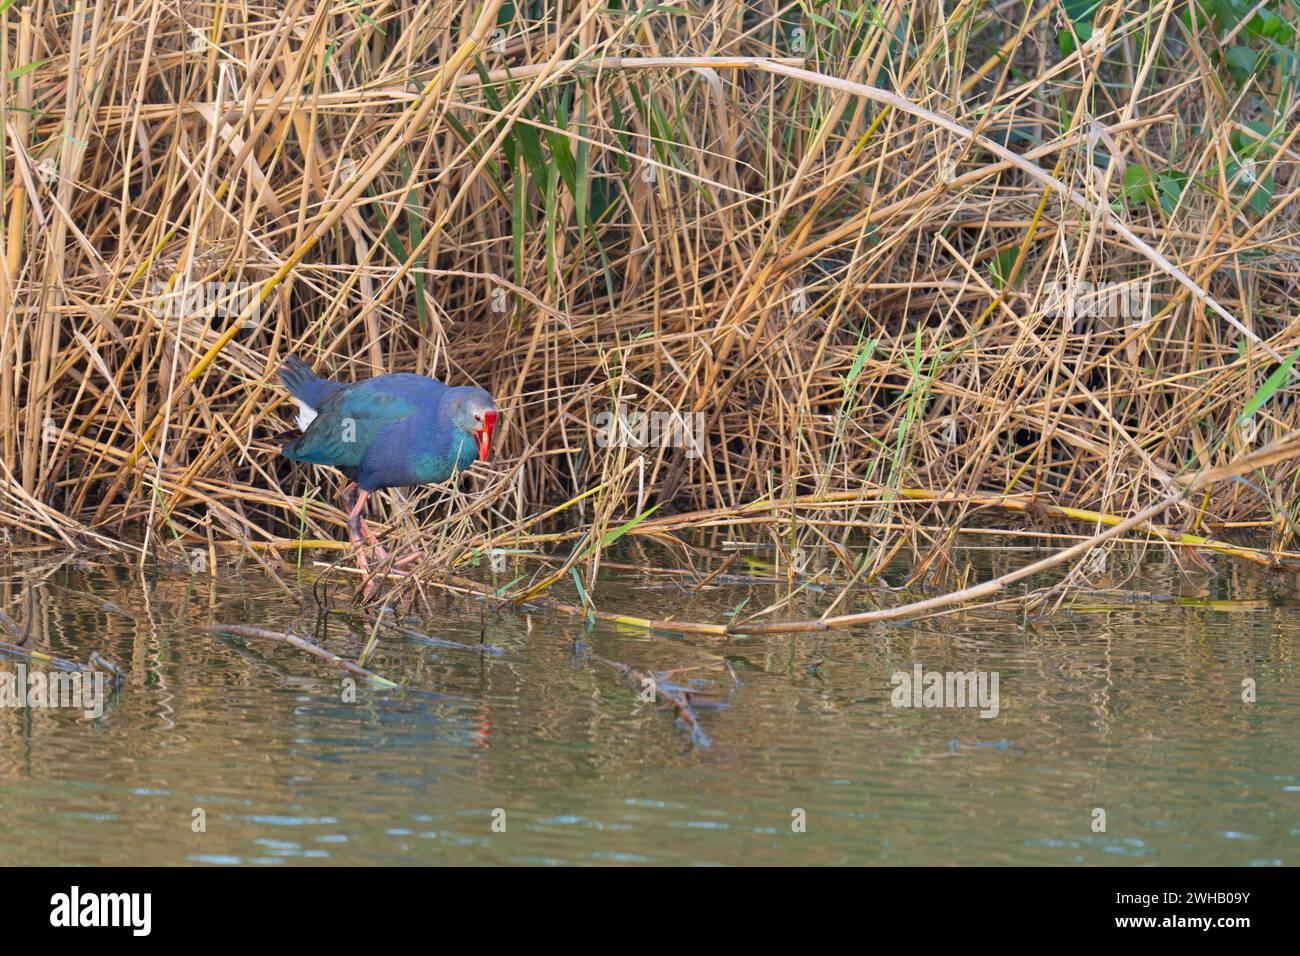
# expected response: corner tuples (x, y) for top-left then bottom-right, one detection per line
(1123, 165), (1155, 204)
(1213, 0), (1250, 29)
(7, 58), (49, 81)
(570, 568), (590, 609)
(1062, 0), (1102, 23)
(1223, 45), (1262, 82)
(1057, 0), (1099, 55)
(1248, 174), (1274, 214)
(574, 92), (590, 236)
(1232, 159), (1276, 215)
(512, 151), (526, 297)
(1229, 119), (1275, 156)
(1123, 165), (1185, 213)
(844, 338), (878, 388)
(1155, 169), (1188, 214)
(544, 125), (578, 196)
(987, 248), (1018, 289)
(1248, 8), (1290, 42)
(1058, 22), (1093, 57)
(1239, 344), (1300, 423)
(569, 505), (662, 569)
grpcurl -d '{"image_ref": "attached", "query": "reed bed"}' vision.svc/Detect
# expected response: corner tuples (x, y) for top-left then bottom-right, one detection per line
(2, 1), (1300, 619)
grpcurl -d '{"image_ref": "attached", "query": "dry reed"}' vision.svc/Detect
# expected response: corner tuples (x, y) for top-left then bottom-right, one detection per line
(2, 1), (1300, 622)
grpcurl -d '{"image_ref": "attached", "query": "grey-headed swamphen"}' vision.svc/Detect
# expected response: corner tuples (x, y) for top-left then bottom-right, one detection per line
(278, 355), (497, 589)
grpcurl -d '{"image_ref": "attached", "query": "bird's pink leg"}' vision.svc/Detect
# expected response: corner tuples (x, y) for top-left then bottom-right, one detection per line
(341, 481), (361, 511)
(358, 518), (389, 559)
(345, 490), (378, 595)
(343, 485), (388, 558)
(343, 483), (418, 582)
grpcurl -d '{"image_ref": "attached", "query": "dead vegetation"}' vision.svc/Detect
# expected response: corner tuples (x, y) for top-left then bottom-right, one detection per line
(2, 1), (1300, 622)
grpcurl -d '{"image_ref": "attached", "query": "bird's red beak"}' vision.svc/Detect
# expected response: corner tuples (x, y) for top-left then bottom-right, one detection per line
(475, 410), (497, 461)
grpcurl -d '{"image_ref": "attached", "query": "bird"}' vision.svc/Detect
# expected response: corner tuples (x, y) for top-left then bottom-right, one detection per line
(276, 354), (497, 590)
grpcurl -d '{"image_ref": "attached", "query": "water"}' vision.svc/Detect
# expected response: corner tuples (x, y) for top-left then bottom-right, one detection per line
(0, 543), (1296, 865)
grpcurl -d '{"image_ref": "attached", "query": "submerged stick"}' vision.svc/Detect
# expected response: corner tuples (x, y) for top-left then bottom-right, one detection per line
(360, 609), (506, 657)
(0, 581), (37, 645)
(0, 583), (124, 679)
(585, 647), (714, 748)
(0, 605), (30, 646)
(0, 639), (87, 673)
(203, 623), (400, 687)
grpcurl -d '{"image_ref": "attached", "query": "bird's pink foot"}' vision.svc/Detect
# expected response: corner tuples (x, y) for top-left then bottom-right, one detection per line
(345, 489), (382, 597)
(342, 487), (417, 597)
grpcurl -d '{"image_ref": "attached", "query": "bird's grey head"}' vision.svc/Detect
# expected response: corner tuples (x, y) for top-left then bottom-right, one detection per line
(445, 386), (499, 461)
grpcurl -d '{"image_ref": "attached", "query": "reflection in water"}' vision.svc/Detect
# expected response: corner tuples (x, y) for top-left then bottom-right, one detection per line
(0, 543), (1296, 865)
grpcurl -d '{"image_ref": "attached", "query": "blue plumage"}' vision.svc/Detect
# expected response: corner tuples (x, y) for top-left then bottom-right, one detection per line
(278, 356), (497, 493)
(276, 354), (498, 593)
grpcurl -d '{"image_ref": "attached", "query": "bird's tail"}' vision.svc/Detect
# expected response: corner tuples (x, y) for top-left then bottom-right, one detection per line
(278, 355), (340, 409)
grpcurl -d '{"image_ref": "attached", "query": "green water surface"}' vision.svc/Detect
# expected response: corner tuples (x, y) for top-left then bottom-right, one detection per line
(0, 542), (1296, 865)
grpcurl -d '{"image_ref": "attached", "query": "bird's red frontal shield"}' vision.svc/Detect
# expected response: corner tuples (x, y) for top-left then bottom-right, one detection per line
(476, 410), (497, 460)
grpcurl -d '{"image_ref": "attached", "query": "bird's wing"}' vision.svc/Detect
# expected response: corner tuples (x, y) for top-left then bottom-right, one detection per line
(280, 386), (417, 468)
